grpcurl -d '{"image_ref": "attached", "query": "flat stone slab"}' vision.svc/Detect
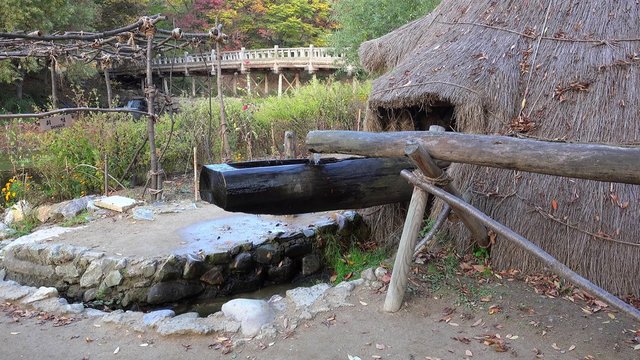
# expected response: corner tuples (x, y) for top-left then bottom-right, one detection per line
(94, 196), (139, 212)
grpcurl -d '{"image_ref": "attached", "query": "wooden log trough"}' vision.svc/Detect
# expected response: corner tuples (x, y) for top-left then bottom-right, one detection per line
(199, 157), (415, 214)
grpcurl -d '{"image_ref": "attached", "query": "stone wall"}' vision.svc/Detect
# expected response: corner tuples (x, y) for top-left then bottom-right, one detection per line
(0, 212), (366, 309)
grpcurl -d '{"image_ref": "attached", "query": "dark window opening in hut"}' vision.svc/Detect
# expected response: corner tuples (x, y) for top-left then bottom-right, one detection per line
(381, 101), (456, 132)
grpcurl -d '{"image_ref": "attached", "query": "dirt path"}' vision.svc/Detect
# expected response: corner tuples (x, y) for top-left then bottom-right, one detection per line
(1, 279), (637, 360)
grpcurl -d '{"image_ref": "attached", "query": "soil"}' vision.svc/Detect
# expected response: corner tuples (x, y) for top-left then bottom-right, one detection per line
(1, 177), (638, 359)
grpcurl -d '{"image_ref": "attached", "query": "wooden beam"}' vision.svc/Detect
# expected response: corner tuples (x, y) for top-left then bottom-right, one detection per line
(306, 131), (640, 185)
(402, 170), (640, 323)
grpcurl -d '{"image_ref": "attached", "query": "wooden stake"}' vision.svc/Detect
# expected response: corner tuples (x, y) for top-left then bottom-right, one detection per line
(383, 187), (428, 312)
(104, 154), (109, 196)
(402, 170), (640, 323)
(50, 58), (58, 108)
(284, 131), (296, 159)
(193, 146), (198, 202)
(104, 68), (112, 108)
(414, 203), (451, 257)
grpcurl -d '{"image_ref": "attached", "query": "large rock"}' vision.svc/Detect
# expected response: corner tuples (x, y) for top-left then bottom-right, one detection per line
(285, 283), (331, 309)
(21, 287), (59, 304)
(0, 282), (32, 301)
(4, 200), (31, 226)
(0, 222), (16, 240)
(80, 260), (105, 288)
(229, 252), (254, 273)
(183, 255), (206, 279)
(200, 266), (225, 285)
(154, 255), (186, 282)
(143, 309), (175, 327)
(38, 197), (92, 223)
(156, 312), (215, 336)
(254, 244), (281, 264)
(301, 253), (321, 275)
(284, 241), (312, 258)
(221, 299), (275, 336)
(146, 280), (203, 304)
(267, 257), (296, 283)
(102, 270), (123, 288)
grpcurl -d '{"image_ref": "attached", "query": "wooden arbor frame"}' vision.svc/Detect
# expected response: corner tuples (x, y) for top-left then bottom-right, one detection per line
(306, 130), (640, 322)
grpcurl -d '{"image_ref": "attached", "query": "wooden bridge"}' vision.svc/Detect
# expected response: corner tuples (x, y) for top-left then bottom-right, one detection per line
(112, 46), (350, 97)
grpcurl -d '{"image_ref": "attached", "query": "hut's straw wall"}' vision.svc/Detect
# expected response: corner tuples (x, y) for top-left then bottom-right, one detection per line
(361, 0), (640, 296)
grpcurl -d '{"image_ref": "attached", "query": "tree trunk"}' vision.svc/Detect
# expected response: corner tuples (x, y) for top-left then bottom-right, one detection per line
(15, 78), (23, 100)
(306, 130), (640, 185)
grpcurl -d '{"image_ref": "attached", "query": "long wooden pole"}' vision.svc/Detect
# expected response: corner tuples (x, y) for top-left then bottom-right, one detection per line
(401, 170), (640, 322)
(383, 187), (428, 312)
(104, 68), (113, 108)
(306, 131), (640, 185)
(50, 58), (58, 108)
(215, 38), (231, 162)
(146, 35), (161, 200)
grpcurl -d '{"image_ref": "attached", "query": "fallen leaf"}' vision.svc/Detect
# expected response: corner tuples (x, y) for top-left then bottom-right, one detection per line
(449, 322), (460, 327)
(114, 347), (120, 354)
(344, 272), (353, 280)
(371, 356), (381, 359)
(634, 344), (640, 350)
(551, 199), (558, 210)
(471, 319), (483, 327)
(488, 305), (502, 315)
(85, 337), (94, 343)
(348, 355), (362, 360)
(375, 344), (385, 350)
(465, 349), (473, 356)
(568, 345), (576, 351)
(10, 332), (20, 335)
(607, 313), (616, 319)
(479, 296), (492, 302)
(551, 343), (561, 351)
(330, 274), (338, 283)
(139, 343), (149, 347)
(359, 301), (368, 306)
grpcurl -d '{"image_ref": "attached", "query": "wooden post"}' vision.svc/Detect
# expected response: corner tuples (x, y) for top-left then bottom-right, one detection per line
(162, 77), (169, 95)
(383, 187), (429, 312)
(284, 131), (296, 159)
(50, 58), (58, 108)
(191, 77), (196, 97)
(233, 72), (238, 96)
(215, 36), (231, 162)
(104, 154), (109, 196)
(104, 68), (113, 108)
(193, 146), (198, 202)
(402, 170), (640, 323)
(246, 72), (251, 96)
(271, 123), (278, 157)
(264, 73), (269, 95)
(294, 72), (300, 88)
(145, 34), (161, 200)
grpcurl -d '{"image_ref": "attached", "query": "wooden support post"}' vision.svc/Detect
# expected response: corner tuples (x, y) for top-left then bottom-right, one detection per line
(104, 68), (113, 108)
(141, 78), (145, 93)
(193, 146), (198, 202)
(384, 187), (429, 312)
(294, 72), (300, 88)
(405, 142), (488, 247)
(50, 59), (58, 108)
(402, 170), (640, 323)
(414, 204), (451, 257)
(145, 35), (161, 200)
(104, 154), (109, 196)
(278, 73), (283, 98)
(233, 72), (238, 96)
(284, 131), (296, 159)
(246, 73), (251, 96)
(264, 73), (269, 95)
(162, 77), (169, 95)
(191, 77), (196, 97)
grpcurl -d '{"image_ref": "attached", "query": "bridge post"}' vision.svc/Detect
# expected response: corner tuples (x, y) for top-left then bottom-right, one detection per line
(273, 45), (279, 73)
(246, 72), (251, 96)
(240, 47), (246, 74)
(264, 73), (269, 95)
(191, 77), (196, 97)
(278, 73), (283, 97)
(233, 72), (238, 96)
(308, 45), (314, 74)
(294, 72), (300, 88)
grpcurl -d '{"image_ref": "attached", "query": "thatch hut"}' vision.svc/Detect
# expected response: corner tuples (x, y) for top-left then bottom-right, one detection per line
(359, 0), (640, 297)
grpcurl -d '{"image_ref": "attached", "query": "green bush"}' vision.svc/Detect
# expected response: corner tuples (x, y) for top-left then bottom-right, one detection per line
(4, 79), (371, 204)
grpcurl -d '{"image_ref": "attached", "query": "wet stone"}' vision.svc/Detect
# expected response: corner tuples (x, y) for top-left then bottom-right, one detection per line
(302, 254), (321, 275)
(143, 309), (175, 327)
(267, 257), (296, 283)
(102, 270), (123, 288)
(205, 252), (231, 266)
(302, 228), (315, 238)
(230, 252), (254, 273)
(200, 266), (225, 286)
(254, 244), (281, 265)
(284, 241), (312, 258)
(183, 254), (206, 279)
(147, 280), (204, 305)
(154, 255), (186, 282)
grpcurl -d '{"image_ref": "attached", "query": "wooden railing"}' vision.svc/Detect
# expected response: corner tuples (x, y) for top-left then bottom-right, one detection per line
(150, 46), (344, 73)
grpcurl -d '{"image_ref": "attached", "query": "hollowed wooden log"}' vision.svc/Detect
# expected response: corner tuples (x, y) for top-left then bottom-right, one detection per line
(199, 157), (414, 214)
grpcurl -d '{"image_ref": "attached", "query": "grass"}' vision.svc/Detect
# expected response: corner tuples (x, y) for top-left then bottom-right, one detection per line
(60, 210), (91, 227)
(323, 234), (388, 284)
(9, 215), (40, 237)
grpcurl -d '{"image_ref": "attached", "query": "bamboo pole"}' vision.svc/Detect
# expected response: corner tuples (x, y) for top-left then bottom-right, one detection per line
(401, 170), (640, 323)
(145, 34), (161, 200)
(383, 187), (428, 312)
(306, 130), (640, 185)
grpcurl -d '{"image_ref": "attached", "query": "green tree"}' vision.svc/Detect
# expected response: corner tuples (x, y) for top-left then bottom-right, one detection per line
(331, 0), (440, 64)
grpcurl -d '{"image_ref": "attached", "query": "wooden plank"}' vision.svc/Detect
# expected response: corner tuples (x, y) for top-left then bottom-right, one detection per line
(306, 130), (640, 185)
(39, 114), (74, 131)
(402, 170), (640, 322)
(383, 187), (428, 312)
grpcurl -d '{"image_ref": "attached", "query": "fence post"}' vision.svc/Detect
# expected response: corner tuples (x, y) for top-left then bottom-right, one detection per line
(284, 131), (296, 159)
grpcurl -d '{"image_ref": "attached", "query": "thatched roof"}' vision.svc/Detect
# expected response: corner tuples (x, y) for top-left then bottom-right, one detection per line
(360, 0), (640, 296)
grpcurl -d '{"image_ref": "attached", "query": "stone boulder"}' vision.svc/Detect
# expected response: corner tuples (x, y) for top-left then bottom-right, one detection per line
(221, 299), (275, 336)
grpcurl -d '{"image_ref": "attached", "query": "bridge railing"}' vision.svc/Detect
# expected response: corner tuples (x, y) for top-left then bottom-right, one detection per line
(151, 46), (343, 67)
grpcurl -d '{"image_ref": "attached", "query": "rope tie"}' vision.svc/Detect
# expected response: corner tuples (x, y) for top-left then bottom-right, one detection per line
(415, 170), (452, 187)
(139, 17), (156, 38)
